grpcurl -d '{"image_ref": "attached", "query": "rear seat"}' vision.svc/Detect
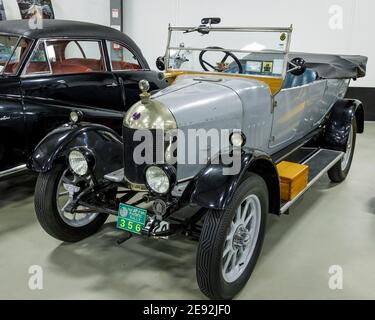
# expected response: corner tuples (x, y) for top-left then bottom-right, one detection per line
(51, 63), (92, 74)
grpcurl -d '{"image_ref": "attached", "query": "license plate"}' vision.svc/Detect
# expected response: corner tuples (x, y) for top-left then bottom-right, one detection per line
(117, 203), (147, 235)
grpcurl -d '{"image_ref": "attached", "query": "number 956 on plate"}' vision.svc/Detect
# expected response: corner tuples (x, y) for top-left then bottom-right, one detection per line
(116, 203), (147, 235)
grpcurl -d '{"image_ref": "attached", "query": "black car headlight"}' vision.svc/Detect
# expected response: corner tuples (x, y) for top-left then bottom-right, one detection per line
(144, 164), (176, 195)
(68, 148), (95, 176)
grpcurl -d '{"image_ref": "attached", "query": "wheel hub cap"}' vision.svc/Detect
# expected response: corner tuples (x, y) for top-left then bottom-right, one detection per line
(233, 226), (251, 249)
(221, 194), (262, 283)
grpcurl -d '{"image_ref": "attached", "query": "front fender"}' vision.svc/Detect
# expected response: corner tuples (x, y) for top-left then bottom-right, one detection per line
(28, 122), (123, 179)
(323, 99), (364, 151)
(181, 148), (280, 215)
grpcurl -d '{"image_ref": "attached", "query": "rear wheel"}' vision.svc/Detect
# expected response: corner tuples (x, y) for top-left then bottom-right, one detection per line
(34, 163), (108, 243)
(328, 118), (357, 183)
(196, 173), (268, 300)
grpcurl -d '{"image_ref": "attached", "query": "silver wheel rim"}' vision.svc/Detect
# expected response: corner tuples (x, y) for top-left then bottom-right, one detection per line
(222, 194), (261, 283)
(56, 169), (99, 228)
(341, 124), (353, 171)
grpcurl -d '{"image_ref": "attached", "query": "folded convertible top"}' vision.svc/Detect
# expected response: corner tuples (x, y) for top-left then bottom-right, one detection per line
(290, 52), (368, 79)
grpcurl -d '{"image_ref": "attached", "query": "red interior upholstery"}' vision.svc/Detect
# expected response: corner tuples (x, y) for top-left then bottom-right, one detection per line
(62, 58), (104, 71)
(51, 63), (92, 74)
(26, 62), (49, 74)
(112, 60), (141, 70)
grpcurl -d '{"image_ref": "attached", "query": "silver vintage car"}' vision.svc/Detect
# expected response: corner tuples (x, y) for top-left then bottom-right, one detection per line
(30, 18), (367, 299)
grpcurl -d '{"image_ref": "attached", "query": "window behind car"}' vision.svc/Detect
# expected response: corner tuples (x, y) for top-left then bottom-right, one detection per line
(25, 40), (106, 76)
(106, 41), (142, 71)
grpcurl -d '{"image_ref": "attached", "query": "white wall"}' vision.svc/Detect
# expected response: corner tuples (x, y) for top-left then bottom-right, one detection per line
(2, 0), (110, 25)
(124, 0), (373, 87)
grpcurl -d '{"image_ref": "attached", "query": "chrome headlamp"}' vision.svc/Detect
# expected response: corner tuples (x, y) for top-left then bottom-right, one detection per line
(70, 110), (83, 124)
(68, 148), (95, 176)
(144, 164), (176, 195)
(230, 131), (246, 148)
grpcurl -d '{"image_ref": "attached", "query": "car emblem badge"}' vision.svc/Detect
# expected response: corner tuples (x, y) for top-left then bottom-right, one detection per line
(132, 112), (141, 121)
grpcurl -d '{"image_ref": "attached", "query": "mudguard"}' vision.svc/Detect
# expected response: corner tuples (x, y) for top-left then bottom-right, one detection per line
(181, 148), (281, 215)
(323, 99), (364, 151)
(27, 122), (123, 180)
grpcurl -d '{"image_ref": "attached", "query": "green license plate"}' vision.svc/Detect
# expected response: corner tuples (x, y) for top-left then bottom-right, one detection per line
(117, 203), (147, 235)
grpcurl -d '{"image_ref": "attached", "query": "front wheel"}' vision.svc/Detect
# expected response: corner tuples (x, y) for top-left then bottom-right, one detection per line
(328, 118), (357, 183)
(34, 163), (109, 243)
(196, 173), (268, 300)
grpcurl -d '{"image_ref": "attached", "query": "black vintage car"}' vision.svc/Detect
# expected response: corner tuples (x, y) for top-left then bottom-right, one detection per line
(0, 19), (167, 178)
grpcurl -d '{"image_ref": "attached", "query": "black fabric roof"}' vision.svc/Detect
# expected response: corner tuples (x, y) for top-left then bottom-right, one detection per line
(0, 19), (149, 68)
(290, 52), (368, 79)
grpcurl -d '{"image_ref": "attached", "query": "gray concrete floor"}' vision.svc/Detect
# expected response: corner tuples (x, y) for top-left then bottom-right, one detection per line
(0, 123), (375, 300)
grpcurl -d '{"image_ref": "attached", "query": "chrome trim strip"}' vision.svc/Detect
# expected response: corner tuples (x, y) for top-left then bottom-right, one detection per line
(280, 151), (344, 214)
(0, 164), (27, 178)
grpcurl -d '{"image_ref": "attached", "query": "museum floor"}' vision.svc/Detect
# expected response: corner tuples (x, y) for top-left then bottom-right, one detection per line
(0, 123), (374, 300)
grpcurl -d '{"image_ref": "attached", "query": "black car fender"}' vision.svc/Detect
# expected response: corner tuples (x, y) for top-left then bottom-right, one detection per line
(27, 122), (123, 180)
(323, 99), (364, 151)
(181, 148), (281, 215)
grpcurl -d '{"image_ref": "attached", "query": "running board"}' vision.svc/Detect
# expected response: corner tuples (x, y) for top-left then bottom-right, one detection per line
(280, 149), (344, 214)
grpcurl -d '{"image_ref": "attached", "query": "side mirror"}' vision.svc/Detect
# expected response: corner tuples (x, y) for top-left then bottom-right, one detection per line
(156, 56), (165, 71)
(288, 57), (306, 76)
(201, 17), (221, 25)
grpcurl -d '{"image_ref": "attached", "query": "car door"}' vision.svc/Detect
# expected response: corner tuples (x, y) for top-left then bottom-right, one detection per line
(105, 40), (167, 108)
(0, 77), (25, 172)
(269, 84), (308, 151)
(21, 39), (125, 153)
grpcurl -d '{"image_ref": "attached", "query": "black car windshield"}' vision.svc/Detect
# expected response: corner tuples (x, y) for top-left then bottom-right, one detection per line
(0, 35), (32, 75)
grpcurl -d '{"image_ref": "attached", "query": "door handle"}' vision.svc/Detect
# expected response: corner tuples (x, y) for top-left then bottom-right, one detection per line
(106, 82), (119, 88)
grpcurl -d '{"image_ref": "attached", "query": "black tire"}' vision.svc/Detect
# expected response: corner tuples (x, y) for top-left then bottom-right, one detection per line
(196, 173), (268, 300)
(34, 163), (108, 243)
(328, 118), (357, 183)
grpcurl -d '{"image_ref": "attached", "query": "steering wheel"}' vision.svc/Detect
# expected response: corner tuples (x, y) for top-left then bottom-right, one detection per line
(199, 46), (243, 74)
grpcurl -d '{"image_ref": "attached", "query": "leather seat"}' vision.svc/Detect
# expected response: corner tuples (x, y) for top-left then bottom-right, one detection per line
(63, 58), (104, 71)
(282, 68), (317, 89)
(51, 63), (92, 74)
(111, 60), (141, 70)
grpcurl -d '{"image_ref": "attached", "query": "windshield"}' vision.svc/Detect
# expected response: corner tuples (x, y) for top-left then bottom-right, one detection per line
(166, 26), (292, 78)
(0, 36), (32, 75)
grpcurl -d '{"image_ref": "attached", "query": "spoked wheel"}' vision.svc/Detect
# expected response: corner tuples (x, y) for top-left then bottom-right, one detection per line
(56, 169), (100, 228)
(196, 173), (268, 300)
(222, 195), (262, 283)
(35, 163), (109, 243)
(328, 118), (357, 183)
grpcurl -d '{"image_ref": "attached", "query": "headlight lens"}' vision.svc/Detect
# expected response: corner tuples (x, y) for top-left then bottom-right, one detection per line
(68, 150), (88, 176)
(70, 110), (83, 124)
(145, 166), (170, 194)
(230, 132), (246, 147)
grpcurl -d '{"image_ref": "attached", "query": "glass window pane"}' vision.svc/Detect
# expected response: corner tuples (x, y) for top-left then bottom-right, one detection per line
(107, 41), (141, 71)
(25, 42), (50, 75)
(45, 40), (105, 75)
(2, 37), (32, 75)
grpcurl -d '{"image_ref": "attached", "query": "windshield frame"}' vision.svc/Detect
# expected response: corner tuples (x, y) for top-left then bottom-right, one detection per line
(164, 25), (293, 79)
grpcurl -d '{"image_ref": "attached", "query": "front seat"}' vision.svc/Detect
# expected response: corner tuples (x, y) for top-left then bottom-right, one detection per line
(283, 68), (317, 89)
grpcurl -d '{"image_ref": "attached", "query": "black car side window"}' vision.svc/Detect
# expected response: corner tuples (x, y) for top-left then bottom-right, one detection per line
(106, 41), (142, 71)
(24, 42), (50, 76)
